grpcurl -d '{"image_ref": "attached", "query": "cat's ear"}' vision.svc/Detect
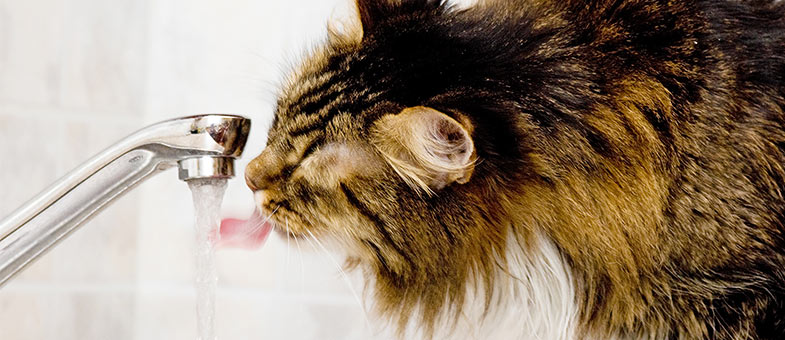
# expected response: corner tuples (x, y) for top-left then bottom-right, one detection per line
(372, 106), (476, 194)
(355, 0), (442, 36)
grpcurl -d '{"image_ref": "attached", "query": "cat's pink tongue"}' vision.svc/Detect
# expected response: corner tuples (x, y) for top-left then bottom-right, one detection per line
(218, 212), (273, 250)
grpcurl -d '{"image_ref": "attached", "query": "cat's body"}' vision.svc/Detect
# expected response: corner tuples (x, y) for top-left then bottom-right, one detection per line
(245, 0), (785, 338)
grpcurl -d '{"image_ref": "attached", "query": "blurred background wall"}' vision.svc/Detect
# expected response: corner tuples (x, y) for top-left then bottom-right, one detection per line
(0, 0), (392, 338)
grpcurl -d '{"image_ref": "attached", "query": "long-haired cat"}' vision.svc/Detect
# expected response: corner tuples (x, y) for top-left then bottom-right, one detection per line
(241, 0), (785, 338)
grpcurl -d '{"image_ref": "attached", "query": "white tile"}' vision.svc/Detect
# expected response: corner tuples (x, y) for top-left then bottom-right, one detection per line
(222, 296), (391, 340)
(58, 0), (148, 115)
(214, 292), (287, 340)
(216, 243), (280, 290)
(303, 302), (394, 340)
(0, 290), (134, 340)
(70, 292), (135, 340)
(0, 0), (67, 106)
(0, 290), (62, 340)
(133, 292), (196, 340)
(214, 291), (391, 340)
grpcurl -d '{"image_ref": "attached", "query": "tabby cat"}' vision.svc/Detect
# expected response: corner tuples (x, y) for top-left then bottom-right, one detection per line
(242, 0), (785, 338)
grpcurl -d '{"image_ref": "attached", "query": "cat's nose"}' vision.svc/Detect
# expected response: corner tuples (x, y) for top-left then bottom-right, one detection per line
(245, 171), (260, 191)
(244, 150), (282, 191)
(245, 157), (269, 191)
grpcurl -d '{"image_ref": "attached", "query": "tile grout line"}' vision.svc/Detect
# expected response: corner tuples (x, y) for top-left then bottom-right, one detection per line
(0, 103), (143, 126)
(3, 281), (360, 304)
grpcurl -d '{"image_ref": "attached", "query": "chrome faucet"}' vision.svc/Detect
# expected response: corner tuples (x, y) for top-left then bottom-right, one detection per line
(0, 114), (251, 287)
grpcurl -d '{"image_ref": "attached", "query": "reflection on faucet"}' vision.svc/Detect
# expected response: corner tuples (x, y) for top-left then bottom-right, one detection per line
(0, 114), (251, 287)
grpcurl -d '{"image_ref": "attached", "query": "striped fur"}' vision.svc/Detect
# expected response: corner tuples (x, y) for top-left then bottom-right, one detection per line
(245, 0), (785, 339)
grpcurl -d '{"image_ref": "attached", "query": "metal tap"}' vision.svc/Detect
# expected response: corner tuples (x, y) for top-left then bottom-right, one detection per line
(0, 114), (251, 287)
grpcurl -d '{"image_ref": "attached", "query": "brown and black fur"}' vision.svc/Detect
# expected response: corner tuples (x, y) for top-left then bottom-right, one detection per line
(245, 0), (785, 338)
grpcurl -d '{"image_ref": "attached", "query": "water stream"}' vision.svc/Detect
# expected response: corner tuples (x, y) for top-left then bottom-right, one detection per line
(188, 178), (228, 340)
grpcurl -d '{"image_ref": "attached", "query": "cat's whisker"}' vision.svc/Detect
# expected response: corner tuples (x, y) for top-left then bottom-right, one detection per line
(233, 206), (280, 238)
(280, 215), (291, 290)
(251, 206), (280, 229)
(291, 217), (306, 310)
(284, 217), (305, 315)
(285, 216), (292, 274)
(304, 229), (374, 332)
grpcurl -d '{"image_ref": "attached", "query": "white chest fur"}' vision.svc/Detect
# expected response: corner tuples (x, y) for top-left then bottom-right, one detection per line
(394, 232), (581, 340)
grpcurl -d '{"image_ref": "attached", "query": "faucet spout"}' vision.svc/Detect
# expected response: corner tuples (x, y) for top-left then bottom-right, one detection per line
(0, 114), (251, 287)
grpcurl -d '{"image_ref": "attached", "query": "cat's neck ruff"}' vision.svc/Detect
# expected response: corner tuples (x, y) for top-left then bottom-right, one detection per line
(372, 231), (581, 340)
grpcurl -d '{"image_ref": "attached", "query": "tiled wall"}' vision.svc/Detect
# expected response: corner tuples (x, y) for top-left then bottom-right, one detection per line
(0, 0), (392, 339)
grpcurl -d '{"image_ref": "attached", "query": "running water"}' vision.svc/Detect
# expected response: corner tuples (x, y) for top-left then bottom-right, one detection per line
(188, 178), (228, 340)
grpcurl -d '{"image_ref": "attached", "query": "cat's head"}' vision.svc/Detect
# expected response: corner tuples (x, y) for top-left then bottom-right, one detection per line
(245, 0), (546, 331)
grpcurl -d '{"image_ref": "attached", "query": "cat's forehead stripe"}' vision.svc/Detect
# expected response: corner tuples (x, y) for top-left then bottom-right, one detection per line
(285, 87), (379, 138)
(286, 94), (346, 136)
(294, 73), (343, 107)
(293, 50), (356, 102)
(282, 66), (349, 133)
(278, 44), (398, 141)
(285, 55), (339, 100)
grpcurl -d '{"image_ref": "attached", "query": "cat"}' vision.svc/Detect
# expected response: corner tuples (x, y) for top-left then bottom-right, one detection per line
(242, 0), (785, 338)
